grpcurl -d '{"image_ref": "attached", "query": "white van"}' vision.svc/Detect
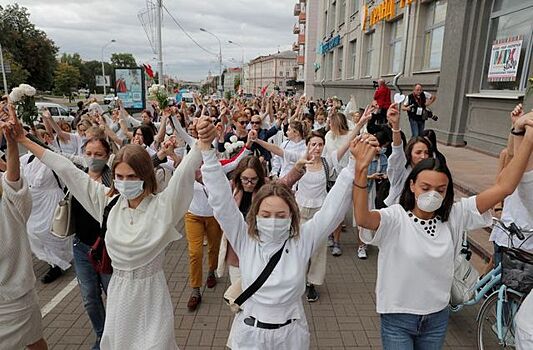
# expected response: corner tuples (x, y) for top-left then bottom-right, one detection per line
(35, 102), (75, 124)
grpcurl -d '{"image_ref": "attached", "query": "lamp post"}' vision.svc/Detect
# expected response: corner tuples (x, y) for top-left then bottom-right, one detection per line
(0, 42), (8, 95)
(228, 40), (244, 94)
(101, 39), (116, 96)
(200, 28), (223, 96)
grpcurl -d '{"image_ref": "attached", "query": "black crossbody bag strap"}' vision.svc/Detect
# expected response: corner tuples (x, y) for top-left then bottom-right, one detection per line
(100, 196), (120, 238)
(234, 239), (288, 307)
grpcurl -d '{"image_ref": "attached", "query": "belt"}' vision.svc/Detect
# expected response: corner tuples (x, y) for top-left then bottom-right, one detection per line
(243, 316), (293, 330)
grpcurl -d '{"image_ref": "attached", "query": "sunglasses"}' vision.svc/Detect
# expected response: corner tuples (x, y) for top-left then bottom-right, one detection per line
(250, 121), (261, 125)
(240, 176), (259, 184)
(238, 121), (247, 126)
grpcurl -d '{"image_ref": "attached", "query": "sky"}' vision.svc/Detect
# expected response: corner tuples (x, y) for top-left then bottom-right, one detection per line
(2, 0), (295, 81)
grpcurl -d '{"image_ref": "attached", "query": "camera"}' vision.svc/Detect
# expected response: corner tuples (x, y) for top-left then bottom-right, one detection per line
(372, 80), (379, 89)
(423, 109), (439, 122)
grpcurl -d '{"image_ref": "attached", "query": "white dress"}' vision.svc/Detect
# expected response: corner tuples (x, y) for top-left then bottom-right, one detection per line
(21, 154), (72, 270)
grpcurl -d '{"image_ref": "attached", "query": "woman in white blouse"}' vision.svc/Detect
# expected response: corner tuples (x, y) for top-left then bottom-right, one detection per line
(15, 116), (217, 349)
(352, 109), (533, 349)
(196, 123), (366, 349)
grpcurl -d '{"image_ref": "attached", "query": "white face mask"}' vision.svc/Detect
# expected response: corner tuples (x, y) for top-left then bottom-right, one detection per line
(256, 216), (292, 244)
(416, 191), (444, 213)
(114, 179), (144, 200)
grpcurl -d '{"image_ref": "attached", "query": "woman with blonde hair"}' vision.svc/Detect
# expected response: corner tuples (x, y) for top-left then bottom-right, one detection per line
(15, 116), (217, 349)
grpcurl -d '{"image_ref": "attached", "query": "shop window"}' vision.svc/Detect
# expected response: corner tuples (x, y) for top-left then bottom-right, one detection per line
(422, 0), (447, 70)
(389, 19), (403, 74)
(481, 2), (533, 91)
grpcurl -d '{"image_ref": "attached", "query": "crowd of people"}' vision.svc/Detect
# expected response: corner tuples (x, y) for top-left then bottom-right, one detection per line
(0, 82), (532, 350)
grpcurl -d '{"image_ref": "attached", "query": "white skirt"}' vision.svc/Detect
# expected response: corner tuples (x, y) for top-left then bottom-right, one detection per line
(100, 252), (179, 350)
(0, 290), (43, 349)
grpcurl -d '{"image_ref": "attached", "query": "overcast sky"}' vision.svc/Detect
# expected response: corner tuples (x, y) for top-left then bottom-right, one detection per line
(3, 0), (295, 81)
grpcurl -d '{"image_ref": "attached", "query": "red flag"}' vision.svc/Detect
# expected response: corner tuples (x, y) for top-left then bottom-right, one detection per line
(260, 83), (269, 96)
(143, 64), (154, 78)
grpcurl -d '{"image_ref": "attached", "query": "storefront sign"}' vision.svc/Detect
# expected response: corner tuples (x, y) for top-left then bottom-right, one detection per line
(319, 35), (341, 55)
(362, 0), (416, 31)
(487, 36), (523, 82)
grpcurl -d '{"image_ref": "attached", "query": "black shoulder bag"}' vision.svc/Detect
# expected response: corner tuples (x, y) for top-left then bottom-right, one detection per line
(87, 196), (120, 274)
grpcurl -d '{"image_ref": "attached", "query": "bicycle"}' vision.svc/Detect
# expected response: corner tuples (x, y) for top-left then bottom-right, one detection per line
(451, 218), (533, 349)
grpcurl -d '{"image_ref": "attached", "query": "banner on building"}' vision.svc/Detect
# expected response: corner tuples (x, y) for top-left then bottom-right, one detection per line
(319, 35), (341, 55)
(487, 35), (523, 82)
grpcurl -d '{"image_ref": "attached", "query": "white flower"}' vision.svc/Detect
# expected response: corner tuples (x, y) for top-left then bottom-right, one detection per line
(229, 135), (238, 143)
(9, 87), (23, 102)
(19, 84), (36, 96)
(224, 142), (232, 151)
(235, 141), (245, 148)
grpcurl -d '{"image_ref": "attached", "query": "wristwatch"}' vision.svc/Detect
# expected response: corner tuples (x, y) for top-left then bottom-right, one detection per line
(510, 127), (525, 136)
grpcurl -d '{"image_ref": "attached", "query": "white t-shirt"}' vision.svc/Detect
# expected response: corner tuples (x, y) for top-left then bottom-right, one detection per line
(361, 196), (491, 315)
(490, 170), (533, 252)
(403, 92), (432, 106)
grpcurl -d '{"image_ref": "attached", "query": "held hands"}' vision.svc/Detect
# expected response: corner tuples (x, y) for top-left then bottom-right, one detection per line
(387, 104), (400, 129)
(0, 102), (25, 144)
(510, 103), (524, 126)
(350, 133), (380, 170)
(196, 116), (216, 151)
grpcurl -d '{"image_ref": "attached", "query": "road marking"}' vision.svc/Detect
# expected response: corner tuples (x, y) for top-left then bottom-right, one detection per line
(41, 278), (78, 317)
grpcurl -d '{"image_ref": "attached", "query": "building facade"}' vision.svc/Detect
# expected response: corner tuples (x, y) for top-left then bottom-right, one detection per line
(307, 0), (533, 155)
(243, 50), (298, 95)
(222, 67), (242, 96)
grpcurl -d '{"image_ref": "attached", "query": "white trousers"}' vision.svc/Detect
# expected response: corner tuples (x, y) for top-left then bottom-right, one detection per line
(516, 290), (533, 350)
(300, 206), (327, 285)
(229, 312), (310, 350)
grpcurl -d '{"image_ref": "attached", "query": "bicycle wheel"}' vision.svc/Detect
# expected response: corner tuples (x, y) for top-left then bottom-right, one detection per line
(477, 289), (523, 350)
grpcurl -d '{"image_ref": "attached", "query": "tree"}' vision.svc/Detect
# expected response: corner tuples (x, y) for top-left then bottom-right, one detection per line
(53, 63), (80, 96)
(0, 4), (58, 90)
(234, 75), (241, 92)
(110, 53), (137, 68)
(3, 52), (29, 88)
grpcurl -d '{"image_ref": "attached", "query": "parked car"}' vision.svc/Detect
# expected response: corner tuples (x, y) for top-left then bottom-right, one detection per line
(35, 102), (75, 124)
(103, 94), (116, 104)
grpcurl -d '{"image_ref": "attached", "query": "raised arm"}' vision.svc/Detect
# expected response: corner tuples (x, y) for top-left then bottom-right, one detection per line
(42, 109), (71, 142)
(171, 115), (196, 147)
(387, 104), (402, 146)
(476, 117), (533, 214)
(253, 137), (283, 157)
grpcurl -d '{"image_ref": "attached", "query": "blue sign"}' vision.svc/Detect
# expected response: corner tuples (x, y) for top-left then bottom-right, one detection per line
(319, 35), (341, 55)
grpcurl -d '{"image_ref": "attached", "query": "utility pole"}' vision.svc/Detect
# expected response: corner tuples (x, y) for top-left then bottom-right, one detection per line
(156, 0), (164, 85)
(0, 42), (8, 95)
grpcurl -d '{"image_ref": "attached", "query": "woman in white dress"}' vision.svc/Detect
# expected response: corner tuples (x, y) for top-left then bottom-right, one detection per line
(15, 116), (217, 349)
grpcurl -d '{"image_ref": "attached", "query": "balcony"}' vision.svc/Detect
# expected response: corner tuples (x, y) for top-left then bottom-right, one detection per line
(299, 12), (306, 23)
(294, 3), (301, 16)
(298, 33), (305, 45)
(293, 24), (300, 34)
(297, 55), (305, 65)
(292, 43), (299, 52)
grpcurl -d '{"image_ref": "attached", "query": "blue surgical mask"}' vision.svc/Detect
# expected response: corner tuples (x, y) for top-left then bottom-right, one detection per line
(114, 179), (144, 200)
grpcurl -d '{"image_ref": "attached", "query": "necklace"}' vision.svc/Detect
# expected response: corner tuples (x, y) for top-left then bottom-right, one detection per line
(127, 208), (135, 225)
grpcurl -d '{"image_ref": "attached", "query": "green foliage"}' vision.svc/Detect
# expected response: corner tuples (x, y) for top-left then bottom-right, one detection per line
(3, 52), (29, 87)
(234, 75), (241, 92)
(0, 4), (58, 90)
(111, 53), (137, 68)
(224, 91), (232, 100)
(53, 63), (80, 96)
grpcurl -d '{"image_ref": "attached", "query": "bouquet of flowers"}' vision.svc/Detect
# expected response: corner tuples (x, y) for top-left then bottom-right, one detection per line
(224, 135), (245, 157)
(9, 83), (38, 125)
(148, 84), (169, 109)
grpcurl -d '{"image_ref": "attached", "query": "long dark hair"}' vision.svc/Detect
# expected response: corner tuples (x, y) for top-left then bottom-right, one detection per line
(399, 158), (455, 222)
(421, 129), (447, 164)
(404, 136), (432, 168)
(232, 156), (266, 194)
(133, 125), (155, 147)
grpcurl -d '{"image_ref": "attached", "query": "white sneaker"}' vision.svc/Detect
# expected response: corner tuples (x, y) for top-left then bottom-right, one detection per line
(327, 235), (334, 247)
(357, 245), (368, 260)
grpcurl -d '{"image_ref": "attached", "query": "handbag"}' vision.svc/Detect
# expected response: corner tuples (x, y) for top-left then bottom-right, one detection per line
(450, 231), (479, 306)
(50, 191), (75, 238)
(88, 196), (120, 274)
(223, 239), (288, 314)
(501, 247), (533, 294)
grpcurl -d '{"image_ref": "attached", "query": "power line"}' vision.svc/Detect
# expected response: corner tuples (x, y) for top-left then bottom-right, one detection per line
(162, 4), (218, 57)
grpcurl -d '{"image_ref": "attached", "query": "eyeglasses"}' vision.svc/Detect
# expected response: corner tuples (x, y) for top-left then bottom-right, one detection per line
(238, 121), (247, 126)
(240, 176), (259, 184)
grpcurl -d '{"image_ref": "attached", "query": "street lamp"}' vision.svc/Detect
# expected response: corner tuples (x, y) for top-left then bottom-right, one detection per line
(101, 39), (116, 96)
(200, 28), (223, 96)
(228, 40), (245, 94)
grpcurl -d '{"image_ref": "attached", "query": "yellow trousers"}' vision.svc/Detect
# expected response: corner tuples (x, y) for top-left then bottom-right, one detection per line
(185, 213), (222, 288)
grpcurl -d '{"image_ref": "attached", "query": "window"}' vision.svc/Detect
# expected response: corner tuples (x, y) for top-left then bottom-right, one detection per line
(329, 1), (336, 33)
(323, 9), (328, 37)
(364, 32), (374, 77)
(389, 19), (403, 74)
(325, 51), (334, 80)
(339, 0), (346, 25)
(337, 46), (344, 79)
(279, 71), (284, 76)
(481, 2), (533, 91)
(423, 0), (447, 69)
(351, 0), (360, 15)
(350, 39), (357, 77)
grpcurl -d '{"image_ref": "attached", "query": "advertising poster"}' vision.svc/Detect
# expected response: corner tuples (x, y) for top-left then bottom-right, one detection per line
(487, 36), (523, 82)
(114, 67), (145, 111)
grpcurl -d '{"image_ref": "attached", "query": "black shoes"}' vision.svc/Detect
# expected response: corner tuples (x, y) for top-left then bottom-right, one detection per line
(306, 284), (319, 302)
(41, 265), (63, 284)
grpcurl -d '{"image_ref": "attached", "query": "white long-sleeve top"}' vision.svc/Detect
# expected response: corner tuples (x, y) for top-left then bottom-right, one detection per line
(201, 149), (355, 323)
(40, 145), (202, 271)
(0, 175), (35, 302)
(188, 181), (212, 217)
(384, 142), (410, 207)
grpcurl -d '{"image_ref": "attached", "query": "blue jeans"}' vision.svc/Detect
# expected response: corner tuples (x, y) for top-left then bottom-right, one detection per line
(380, 307), (450, 350)
(409, 118), (425, 138)
(73, 237), (112, 350)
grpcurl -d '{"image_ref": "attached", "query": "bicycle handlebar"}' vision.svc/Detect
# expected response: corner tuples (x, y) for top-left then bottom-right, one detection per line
(492, 217), (533, 241)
